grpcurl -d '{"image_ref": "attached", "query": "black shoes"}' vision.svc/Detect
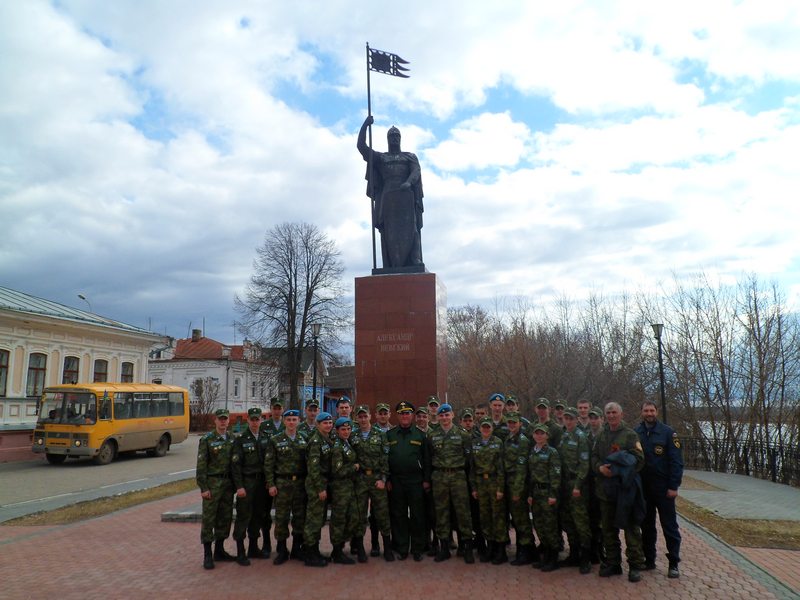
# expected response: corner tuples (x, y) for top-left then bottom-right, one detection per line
(599, 563), (623, 577)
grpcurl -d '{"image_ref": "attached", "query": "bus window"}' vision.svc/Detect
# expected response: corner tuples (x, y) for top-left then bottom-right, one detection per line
(99, 394), (111, 420)
(152, 392), (169, 416)
(133, 393), (152, 418)
(37, 392), (96, 425)
(169, 392), (185, 416)
(114, 392), (133, 419)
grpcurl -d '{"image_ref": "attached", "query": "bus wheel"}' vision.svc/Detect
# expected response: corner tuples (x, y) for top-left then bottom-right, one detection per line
(93, 440), (116, 465)
(147, 434), (170, 458)
(46, 453), (67, 465)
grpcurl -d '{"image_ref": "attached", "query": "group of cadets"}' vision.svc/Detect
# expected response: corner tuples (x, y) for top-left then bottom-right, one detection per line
(196, 393), (683, 583)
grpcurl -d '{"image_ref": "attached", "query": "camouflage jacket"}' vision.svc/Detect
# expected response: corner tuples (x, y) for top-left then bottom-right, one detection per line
(503, 430), (531, 498)
(528, 444), (561, 499)
(331, 437), (359, 482)
(558, 428), (590, 490)
(263, 430), (307, 488)
(428, 425), (471, 471)
(350, 425), (389, 479)
(298, 421), (317, 439)
(259, 418), (284, 437)
(470, 435), (505, 493)
(305, 430), (334, 495)
(196, 430), (234, 492)
(231, 427), (269, 487)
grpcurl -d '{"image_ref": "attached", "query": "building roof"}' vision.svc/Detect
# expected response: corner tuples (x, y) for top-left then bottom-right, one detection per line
(172, 337), (246, 360)
(326, 365), (354, 389)
(0, 286), (159, 337)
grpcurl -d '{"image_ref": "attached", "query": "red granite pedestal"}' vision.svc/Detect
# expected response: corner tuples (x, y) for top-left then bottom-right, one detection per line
(354, 272), (447, 411)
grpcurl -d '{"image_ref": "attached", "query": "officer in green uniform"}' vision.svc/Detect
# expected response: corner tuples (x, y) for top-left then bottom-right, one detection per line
(263, 408), (307, 565)
(196, 408), (236, 570)
(386, 401), (430, 560)
(260, 398), (284, 436)
(352, 405), (394, 562)
(298, 399), (319, 438)
(304, 411), (334, 565)
(471, 418), (506, 564)
(428, 403), (475, 564)
(527, 423), (561, 572)
(534, 398), (563, 450)
(504, 411), (535, 566)
(591, 401), (646, 582)
(559, 407), (592, 574)
(327, 417), (360, 565)
(231, 407), (270, 565)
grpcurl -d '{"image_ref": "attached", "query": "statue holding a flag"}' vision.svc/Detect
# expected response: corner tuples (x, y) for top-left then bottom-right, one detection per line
(358, 45), (425, 272)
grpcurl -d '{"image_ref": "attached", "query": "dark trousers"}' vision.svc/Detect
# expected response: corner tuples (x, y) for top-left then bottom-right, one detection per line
(642, 485), (681, 565)
(389, 475), (427, 554)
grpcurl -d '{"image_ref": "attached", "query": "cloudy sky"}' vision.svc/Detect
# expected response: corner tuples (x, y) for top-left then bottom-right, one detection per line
(2, 0), (799, 349)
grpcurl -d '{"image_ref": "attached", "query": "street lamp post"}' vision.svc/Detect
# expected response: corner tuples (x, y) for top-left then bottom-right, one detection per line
(651, 323), (668, 425)
(77, 294), (92, 313)
(311, 323), (321, 405)
(222, 345), (231, 412)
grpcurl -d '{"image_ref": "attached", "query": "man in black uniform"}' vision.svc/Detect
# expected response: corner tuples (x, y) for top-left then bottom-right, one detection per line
(386, 401), (431, 560)
(635, 401), (683, 578)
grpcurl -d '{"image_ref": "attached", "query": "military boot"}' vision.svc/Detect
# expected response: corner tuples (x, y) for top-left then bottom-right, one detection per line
(261, 529), (272, 558)
(479, 540), (492, 563)
(247, 537), (261, 559)
(370, 526), (381, 557)
(235, 539), (251, 566)
(511, 544), (532, 566)
(427, 537), (439, 557)
(214, 540), (235, 562)
(203, 542), (214, 570)
(492, 542), (508, 565)
(382, 535), (395, 562)
(434, 538), (451, 562)
(463, 539), (475, 564)
(456, 532), (464, 557)
(560, 545), (580, 567)
(331, 543), (356, 565)
(355, 538), (368, 563)
(304, 542), (327, 567)
(579, 547), (592, 574)
(540, 548), (559, 572)
(289, 534), (304, 561)
(273, 539), (290, 565)
(531, 543), (542, 569)
(350, 536), (359, 555)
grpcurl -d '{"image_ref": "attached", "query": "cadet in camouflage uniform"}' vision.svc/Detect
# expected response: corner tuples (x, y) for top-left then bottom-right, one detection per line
(352, 405), (394, 562)
(428, 403), (475, 564)
(487, 393), (510, 441)
(504, 396), (532, 438)
(591, 401), (646, 582)
(231, 407), (270, 565)
(586, 406), (605, 564)
(263, 409), (307, 565)
(558, 407), (592, 574)
(527, 422), (561, 572)
(426, 396), (441, 432)
(327, 418), (360, 565)
(260, 398), (285, 436)
(298, 399), (319, 438)
(534, 398), (563, 451)
(471, 418), (507, 564)
(387, 401), (430, 560)
(196, 408), (236, 570)
(303, 412), (334, 565)
(504, 411), (536, 566)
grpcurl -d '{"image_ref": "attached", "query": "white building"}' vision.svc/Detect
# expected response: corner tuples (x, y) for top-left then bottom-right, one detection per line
(0, 286), (167, 430)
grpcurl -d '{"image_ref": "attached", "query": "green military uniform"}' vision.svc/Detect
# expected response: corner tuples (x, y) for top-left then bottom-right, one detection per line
(527, 426), (561, 567)
(329, 434), (360, 547)
(197, 428), (235, 545)
(586, 409), (605, 563)
(591, 419), (646, 572)
(263, 427), (307, 555)
(558, 419), (591, 569)
(428, 421), (474, 545)
(538, 418), (562, 448)
(503, 422), (534, 553)
(351, 423), (391, 540)
(231, 421), (271, 552)
(303, 428), (333, 546)
(260, 416), (285, 437)
(386, 403), (430, 557)
(298, 421), (317, 438)
(470, 427), (506, 550)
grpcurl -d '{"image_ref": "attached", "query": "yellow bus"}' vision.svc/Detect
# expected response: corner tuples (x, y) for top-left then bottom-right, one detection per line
(32, 383), (190, 465)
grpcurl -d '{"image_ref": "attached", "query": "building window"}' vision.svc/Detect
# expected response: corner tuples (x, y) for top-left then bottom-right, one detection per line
(234, 378), (240, 398)
(251, 380), (257, 398)
(93, 359), (108, 383)
(121, 362), (134, 383)
(0, 349), (9, 397)
(62, 356), (80, 384)
(26, 353), (47, 397)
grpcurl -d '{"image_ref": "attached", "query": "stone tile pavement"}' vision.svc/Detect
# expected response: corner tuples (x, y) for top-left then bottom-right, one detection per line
(1, 487), (798, 600)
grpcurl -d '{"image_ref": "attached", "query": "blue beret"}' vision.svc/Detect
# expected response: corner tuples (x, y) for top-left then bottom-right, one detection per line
(334, 417), (352, 428)
(437, 403), (453, 415)
(337, 396), (352, 406)
(316, 411), (333, 423)
(282, 409), (300, 418)
(489, 393), (505, 403)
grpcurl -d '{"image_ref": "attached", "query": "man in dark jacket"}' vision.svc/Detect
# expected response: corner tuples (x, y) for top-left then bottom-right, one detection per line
(635, 401), (684, 578)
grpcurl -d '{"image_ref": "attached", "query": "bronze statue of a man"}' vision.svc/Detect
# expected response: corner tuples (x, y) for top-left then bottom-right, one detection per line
(358, 115), (424, 270)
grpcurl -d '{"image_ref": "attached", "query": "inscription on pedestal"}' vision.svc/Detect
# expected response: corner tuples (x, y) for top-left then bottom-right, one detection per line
(377, 330), (414, 354)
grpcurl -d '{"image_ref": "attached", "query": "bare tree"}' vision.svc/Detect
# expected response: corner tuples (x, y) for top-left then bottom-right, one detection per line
(235, 222), (349, 408)
(190, 377), (221, 431)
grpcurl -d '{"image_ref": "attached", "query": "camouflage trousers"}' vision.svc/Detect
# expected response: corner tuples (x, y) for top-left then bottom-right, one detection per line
(474, 476), (507, 543)
(233, 476), (266, 540)
(599, 499), (645, 568)
(355, 473), (391, 537)
(200, 478), (233, 543)
(304, 483), (328, 545)
(330, 479), (360, 545)
(431, 470), (472, 540)
(560, 482), (591, 551)
(506, 486), (533, 545)
(273, 476), (306, 542)
(530, 490), (558, 549)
